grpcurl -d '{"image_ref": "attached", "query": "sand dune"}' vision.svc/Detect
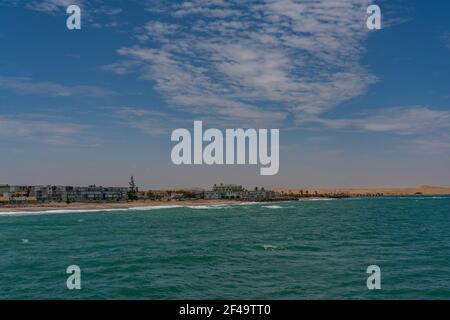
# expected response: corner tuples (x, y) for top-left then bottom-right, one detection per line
(276, 185), (450, 196)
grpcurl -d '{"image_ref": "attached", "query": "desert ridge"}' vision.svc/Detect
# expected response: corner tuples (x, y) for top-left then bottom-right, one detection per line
(276, 185), (450, 197)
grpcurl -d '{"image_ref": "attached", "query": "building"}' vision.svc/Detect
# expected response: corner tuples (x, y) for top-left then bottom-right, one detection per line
(66, 185), (129, 202)
(205, 184), (246, 199)
(0, 184), (129, 204)
(0, 185), (37, 204)
(204, 184), (279, 201)
(242, 187), (279, 201)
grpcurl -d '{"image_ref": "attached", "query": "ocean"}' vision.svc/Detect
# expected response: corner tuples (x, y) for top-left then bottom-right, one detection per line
(1, 196), (449, 299)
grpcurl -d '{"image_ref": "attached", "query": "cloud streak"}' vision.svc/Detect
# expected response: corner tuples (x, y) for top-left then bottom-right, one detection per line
(0, 115), (88, 145)
(25, 0), (78, 13)
(108, 107), (178, 135)
(106, 0), (376, 126)
(310, 106), (450, 154)
(0, 76), (115, 97)
(313, 106), (450, 135)
(0, 0), (124, 28)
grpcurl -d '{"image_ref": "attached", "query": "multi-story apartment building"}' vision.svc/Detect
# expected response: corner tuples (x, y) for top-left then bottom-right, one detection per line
(1, 184), (129, 203)
(205, 184), (279, 200)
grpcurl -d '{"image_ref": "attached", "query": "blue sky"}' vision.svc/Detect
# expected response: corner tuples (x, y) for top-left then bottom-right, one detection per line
(0, 0), (449, 189)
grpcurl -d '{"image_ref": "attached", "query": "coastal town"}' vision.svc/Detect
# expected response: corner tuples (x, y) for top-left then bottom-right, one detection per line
(2, 177), (449, 209)
(0, 177), (294, 206)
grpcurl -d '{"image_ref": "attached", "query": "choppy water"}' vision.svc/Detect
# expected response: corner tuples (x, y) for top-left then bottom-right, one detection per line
(1, 196), (449, 299)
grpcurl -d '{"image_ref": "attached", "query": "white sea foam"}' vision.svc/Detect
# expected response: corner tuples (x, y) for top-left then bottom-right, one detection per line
(424, 196), (450, 199)
(239, 202), (268, 205)
(1, 201), (294, 216)
(374, 196), (450, 201)
(0, 208), (108, 216)
(299, 198), (336, 201)
(127, 205), (184, 211)
(0, 203), (239, 217)
(0, 205), (186, 217)
(262, 205), (283, 209)
(188, 204), (232, 210)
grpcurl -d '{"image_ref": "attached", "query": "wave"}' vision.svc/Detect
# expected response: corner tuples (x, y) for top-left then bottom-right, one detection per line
(299, 198), (336, 201)
(0, 205), (189, 217)
(0, 203), (244, 217)
(239, 202), (268, 206)
(188, 204), (233, 210)
(262, 205), (283, 209)
(127, 205), (184, 211)
(262, 244), (278, 250)
(414, 196), (450, 200)
(0, 208), (112, 216)
(369, 196), (450, 201)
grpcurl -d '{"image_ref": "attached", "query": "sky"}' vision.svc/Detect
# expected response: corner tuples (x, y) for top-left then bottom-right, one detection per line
(0, 0), (449, 189)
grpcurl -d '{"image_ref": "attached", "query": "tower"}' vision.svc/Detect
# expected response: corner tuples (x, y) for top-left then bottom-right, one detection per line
(128, 176), (138, 200)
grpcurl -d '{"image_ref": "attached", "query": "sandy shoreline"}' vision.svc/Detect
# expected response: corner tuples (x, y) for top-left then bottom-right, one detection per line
(0, 199), (242, 213)
(1, 185), (449, 213)
(276, 185), (450, 196)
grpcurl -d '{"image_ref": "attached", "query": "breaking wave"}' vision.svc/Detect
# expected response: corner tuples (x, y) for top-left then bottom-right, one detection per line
(0, 205), (187, 217)
(0, 203), (243, 217)
(262, 205), (283, 209)
(299, 198), (336, 201)
(188, 204), (232, 210)
(262, 244), (279, 250)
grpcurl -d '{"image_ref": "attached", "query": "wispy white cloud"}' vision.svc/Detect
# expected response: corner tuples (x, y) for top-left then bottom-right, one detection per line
(0, 115), (88, 145)
(109, 107), (176, 135)
(0, 76), (115, 97)
(106, 104), (285, 137)
(93, 6), (123, 15)
(313, 106), (450, 135)
(101, 60), (140, 75)
(309, 105), (450, 154)
(106, 0), (377, 126)
(1, 0), (124, 28)
(172, 0), (242, 18)
(136, 21), (181, 42)
(443, 33), (450, 49)
(25, 0), (77, 13)
(411, 135), (450, 154)
(23, 0), (121, 15)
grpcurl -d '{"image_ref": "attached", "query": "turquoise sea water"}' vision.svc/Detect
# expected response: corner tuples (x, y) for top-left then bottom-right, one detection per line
(0, 196), (449, 300)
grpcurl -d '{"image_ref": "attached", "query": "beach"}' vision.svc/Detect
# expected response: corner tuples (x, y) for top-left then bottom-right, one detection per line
(2, 184), (450, 213)
(276, 185), (450, 196)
